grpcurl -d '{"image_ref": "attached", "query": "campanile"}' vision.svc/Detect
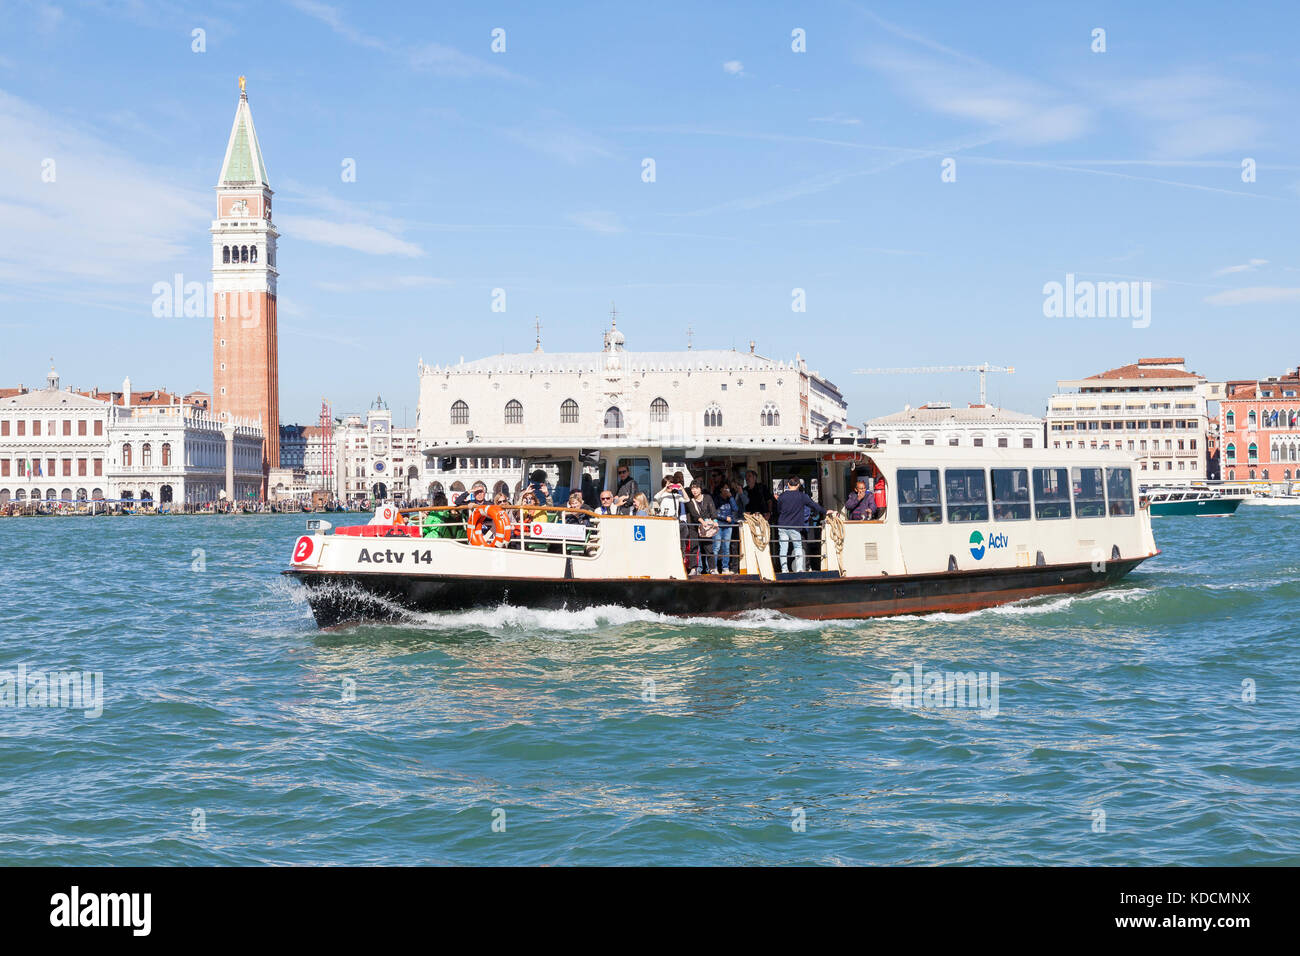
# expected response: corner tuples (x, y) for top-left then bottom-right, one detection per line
(212, 76), (280, 474)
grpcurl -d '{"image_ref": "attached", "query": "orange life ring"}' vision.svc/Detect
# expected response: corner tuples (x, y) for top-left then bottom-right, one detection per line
(467, 504), (514, 547)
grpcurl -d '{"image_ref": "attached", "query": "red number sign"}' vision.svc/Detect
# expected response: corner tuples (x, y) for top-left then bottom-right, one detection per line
(291, 535), (315, 564)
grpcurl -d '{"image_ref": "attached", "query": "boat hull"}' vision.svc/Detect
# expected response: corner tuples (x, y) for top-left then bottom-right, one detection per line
(1148, 498), (1242, 517)
(286, 556), (1150, 628)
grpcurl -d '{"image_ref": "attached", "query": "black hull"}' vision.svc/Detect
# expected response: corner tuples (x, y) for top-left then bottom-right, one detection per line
(285, 557), (1149, 628)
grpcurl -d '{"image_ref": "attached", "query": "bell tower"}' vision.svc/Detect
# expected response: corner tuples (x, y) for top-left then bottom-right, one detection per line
(212, 76), (280, 478)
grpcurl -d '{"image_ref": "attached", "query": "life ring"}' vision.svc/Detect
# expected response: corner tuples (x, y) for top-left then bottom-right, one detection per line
(467, 504), (514, 547)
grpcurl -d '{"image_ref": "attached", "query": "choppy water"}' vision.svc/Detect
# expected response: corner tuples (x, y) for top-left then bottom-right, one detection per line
(0, 510), (1296, 865)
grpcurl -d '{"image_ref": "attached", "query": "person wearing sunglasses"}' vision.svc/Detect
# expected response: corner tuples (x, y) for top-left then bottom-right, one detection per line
(611, 463), (639, 514)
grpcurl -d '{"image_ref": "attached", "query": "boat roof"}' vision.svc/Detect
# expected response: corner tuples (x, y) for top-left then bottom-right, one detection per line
(423, 437), (1137, 466)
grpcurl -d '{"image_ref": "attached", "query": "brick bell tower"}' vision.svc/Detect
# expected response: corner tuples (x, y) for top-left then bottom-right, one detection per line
(212, 76), (280, 481)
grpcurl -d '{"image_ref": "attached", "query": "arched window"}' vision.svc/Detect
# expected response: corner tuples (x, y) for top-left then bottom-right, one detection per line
(650, 397), (669, 423)
(1248, 410), (1257, 427)
(250, 245), (257, 263)
(1225, 410), (1234, 428)
(1225, 443), (1236, 463)
(1263, 469), (1270, 479)
(703, 404), (723, 428)
(604, 406), (624, 429)
(1227, 469), (1235, 480)
(560, 399), (579, 424)
(240, 245), (249, 263)
(450, 400), (469, 426)
(1249, 468), (1256, 479)
(504, 399), (523, 425)
(161, 443), (171, 467)
(760, 402), (780, 427)
(1287, 469), (1293, 480)
(122, 443), (132, 467)
(1248, 442), (1258, 462)
(142, 443), (152, 468)
(222, 246), (230, 264)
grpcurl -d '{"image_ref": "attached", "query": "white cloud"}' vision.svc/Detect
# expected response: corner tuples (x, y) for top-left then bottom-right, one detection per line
(276, 217), (424, 257)
(316, 275), (450, 292)
(288, 0), (521, 80)
(1205, 286), (1300, 306)
(410, 43), (520, 80)
(286, 0), (387, 50)
(810, 114), (862, 126)
(863, 48), (1090, 145)
(568, 210), (624, 234)
(723, 60), (744, 76)
(1213, 258), (1269, 276)
(0, 90), (208, 301)
(499, 121), (613, 164)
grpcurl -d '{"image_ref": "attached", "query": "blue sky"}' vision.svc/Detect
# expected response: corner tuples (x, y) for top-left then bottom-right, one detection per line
(2, 0), (1298, 426)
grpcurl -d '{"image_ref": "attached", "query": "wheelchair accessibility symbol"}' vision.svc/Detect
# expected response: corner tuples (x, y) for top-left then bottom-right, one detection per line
(633, 525), (646, 542)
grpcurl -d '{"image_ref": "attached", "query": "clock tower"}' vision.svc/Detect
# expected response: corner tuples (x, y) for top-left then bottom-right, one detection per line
(212, 76), (280, 479)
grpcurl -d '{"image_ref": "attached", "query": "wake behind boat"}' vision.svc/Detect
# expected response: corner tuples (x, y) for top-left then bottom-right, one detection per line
(284, 439), (1159, 627)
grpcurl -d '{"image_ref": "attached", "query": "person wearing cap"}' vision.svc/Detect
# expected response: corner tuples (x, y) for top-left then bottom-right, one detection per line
(527, 469), (551, 505)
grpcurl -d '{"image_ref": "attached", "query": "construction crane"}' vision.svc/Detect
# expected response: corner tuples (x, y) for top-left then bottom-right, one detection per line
(853, 364), (1015, 406)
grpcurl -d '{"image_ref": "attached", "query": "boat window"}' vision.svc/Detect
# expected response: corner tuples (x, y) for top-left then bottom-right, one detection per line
(525, 459), (573, 506)
(1033, 467), (1072, 520)
(896, 469), (943, 524)
(944, 468), (988, 522)
(991, 468), (1030, 521)
(1106, 467), (1136, 516)
(1072, 467), (1106, 518)
(613, 457), (651, 498)
(579, 461), (605, 508)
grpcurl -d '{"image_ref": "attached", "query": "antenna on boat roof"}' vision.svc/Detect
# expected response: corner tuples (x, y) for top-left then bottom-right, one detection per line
(686, 326), (694, 350)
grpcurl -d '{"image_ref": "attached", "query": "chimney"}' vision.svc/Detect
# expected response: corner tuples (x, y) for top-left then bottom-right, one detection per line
(122, 376), (132, 407)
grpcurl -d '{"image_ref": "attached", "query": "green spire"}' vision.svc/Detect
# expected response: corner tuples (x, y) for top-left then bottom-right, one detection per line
(218, 83), (269, 187)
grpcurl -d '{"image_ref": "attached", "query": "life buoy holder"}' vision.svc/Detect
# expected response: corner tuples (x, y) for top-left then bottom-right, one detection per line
(466, 504), (514, 547)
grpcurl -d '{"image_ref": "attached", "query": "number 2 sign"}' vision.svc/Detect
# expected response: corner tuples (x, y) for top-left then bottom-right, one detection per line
(291, 535), (315, 564)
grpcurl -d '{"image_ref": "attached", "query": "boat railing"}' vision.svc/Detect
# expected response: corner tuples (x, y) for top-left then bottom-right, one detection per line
(351, 503), (608, 554)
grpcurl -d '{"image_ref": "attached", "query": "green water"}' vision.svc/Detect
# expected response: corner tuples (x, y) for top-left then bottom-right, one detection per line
(0, 510), (1295, 864)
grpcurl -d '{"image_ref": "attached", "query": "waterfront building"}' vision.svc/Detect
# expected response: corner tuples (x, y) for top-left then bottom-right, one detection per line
(0, 366), (111, 505)
(108, 395), (263, 506)
(211, 77), (281, 483)
(334, 398), (422, 504)
(415, 315), (850, 498)
(0, 367), (262, 507)
(1220, 366), (1300, 482)
(1046, 358), (1209, 480)
(864, 402), (1042, 449)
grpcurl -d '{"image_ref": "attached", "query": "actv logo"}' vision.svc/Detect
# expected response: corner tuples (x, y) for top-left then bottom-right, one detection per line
(969, 531), (1009, 560)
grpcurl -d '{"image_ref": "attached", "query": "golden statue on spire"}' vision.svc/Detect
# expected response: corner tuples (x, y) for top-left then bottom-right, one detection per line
(238, 75), (246, 94)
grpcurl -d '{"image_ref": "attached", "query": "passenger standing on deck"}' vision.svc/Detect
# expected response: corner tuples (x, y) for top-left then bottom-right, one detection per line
(745, 469), (772, 521)
(713, 483), (740, 573)
(686, 482), (718, 574)
(612, 463), (639, 514)
(775, 477), (824, 572)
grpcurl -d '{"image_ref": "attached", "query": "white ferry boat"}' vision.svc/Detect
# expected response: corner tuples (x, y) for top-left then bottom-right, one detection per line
(284, 440), (1158, 627)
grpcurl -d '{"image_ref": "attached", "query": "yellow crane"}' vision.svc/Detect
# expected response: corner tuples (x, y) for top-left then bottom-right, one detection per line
(853, 364), (1015, 406)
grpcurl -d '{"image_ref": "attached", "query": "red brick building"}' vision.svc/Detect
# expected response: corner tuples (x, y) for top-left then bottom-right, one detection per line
(1220, 367), (1300, 482)
(211, 78), (280, 481)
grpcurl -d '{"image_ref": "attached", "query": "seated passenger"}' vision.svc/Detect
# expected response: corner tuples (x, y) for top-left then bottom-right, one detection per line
(632, 492), (650, 517)
(527, 470), (551, 505)
(845, 479), (876, 520)
(421, 492), (455, 538)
